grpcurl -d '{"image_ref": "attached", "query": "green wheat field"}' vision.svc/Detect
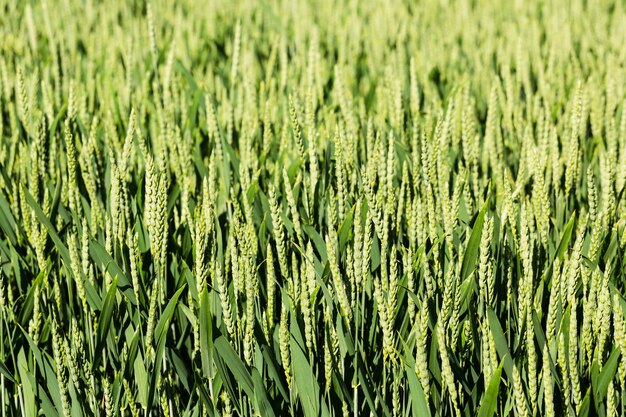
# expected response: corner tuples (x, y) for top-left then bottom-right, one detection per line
(1, 0), (626, 416)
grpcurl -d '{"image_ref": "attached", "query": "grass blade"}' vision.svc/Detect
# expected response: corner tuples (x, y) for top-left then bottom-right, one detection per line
(477, 361), (503, 417)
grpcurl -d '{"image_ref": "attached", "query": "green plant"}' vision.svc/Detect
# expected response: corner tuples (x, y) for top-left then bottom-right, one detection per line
(0, 0), (625, 416)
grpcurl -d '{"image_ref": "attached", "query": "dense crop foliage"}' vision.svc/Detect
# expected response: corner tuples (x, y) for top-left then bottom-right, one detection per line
(1, 0), (626, 416)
